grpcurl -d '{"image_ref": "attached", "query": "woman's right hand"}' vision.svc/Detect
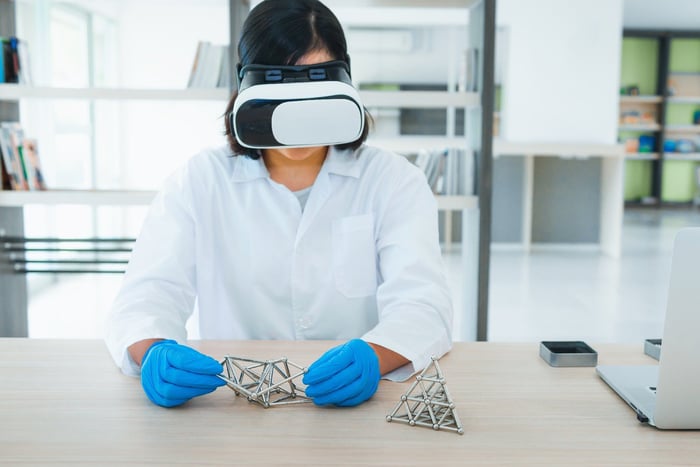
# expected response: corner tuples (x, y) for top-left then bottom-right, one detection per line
(139, 340), (226, 407)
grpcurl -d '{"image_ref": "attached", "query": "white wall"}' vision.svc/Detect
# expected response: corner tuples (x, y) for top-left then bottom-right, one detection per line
(624, 0), (700, 30)
(497, 0), (624, 144)
(116, 0), (230, 189)
(349, 26), (467, 86)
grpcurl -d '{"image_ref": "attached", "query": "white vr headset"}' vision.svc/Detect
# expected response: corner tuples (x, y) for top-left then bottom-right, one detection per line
(231, 60), (365, 149)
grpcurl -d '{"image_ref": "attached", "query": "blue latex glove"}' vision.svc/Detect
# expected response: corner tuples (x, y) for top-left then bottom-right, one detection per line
(302, 339), (381, 407)
(140, 339), (226, 408)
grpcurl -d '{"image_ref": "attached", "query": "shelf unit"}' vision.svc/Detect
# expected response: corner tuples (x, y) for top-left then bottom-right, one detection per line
(0, 190), (156, 206)
(665, 124), (700, 133)
(620, 29), (700, 205)
(626, 152), (660, 160)
(0, 84), (230, 101)
(0, 0), (497, 342)
(0, 188), (477, 211)
(0, 86), (478, 210)
(0, 83), (479, 107)
(618, 123), (662, 131)
(667, 96), (700, 104)
(665, 153), (700, 161)
(0, 0), (28, 337)
(492, 141), (625, 258)
(620, 95), (663, 104)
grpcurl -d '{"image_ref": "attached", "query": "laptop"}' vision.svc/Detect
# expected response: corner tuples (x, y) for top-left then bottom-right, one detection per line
(597, 227), (700, 429)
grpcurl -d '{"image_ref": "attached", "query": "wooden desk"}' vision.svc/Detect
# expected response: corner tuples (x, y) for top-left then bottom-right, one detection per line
(0, 340), (696, 465)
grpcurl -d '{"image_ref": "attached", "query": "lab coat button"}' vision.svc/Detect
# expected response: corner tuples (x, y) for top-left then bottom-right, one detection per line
(297, 317), (310, 330)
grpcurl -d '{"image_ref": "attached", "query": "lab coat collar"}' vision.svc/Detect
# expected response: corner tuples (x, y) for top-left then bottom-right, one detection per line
(296, 146), (361, 246)
(229, 146), (361, 183)
(324, 146), (362, 179)
(230, 155), (270, 182)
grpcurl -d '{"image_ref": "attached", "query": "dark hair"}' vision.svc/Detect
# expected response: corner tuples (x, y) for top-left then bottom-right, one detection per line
(224, 0), (371, 158)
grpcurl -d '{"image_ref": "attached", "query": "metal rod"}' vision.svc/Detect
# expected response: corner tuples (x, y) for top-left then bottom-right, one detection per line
(9, 259), (129, 264)
(2, 247), (133, 253)
(12, 269), (125, 274)
(0, 236), (136, 243)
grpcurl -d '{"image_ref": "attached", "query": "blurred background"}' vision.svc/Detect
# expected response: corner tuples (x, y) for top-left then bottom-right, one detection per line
(1, 0), (699, 345)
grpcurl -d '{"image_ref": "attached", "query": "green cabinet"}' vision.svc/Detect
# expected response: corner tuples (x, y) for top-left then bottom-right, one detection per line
(620, 31), (700, 205)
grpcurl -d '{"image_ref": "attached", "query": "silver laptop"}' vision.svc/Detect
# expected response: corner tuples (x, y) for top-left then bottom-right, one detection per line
(597, 227), (700, 429)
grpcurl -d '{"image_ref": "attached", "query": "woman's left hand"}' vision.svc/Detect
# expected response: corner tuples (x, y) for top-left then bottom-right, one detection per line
(302, 339), (380, 407)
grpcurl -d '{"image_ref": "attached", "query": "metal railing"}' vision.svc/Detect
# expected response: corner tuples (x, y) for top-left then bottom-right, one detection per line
(0, 235), (135, 274)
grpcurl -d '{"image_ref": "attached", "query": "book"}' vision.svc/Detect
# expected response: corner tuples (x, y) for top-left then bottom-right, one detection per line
(16, 38), (32, 84)
(0, 38), (4, 84)
(22, 138), (46, 190)
(0, 123), (45, 191)
(1, 38), (17, 83)
(0, 36), (31, 84)
(187, 41), (232, 89)
(0, 123), (25, 190)
(187, 41), (205, 88)
(408, 147), (474, 196)
(0, 140), (11, 189)
(188, 41), (210, 88)
(218, 47), (232, 89)
(6, 123), (30, 190)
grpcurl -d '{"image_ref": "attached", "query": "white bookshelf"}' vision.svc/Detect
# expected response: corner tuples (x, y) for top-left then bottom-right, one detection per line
(618, 123), (662, 132)
(664, 153), (700, 161)
(0, 84), (478, 108)
(619, 95), (663, 104)
(435, 195), (478, 210)
(0, 189), (474, 211)
(0, 84), (481, 214)
(626, 152), (659, 160)
(0, 84), (230, 101)
(361, 90), (479, 108)
(1, 0), (491, 343)
(0, 190), (156, 206)
(369, 136), (467, 153)
(493, 140), (625, 158)
(491, 141), (625, 258)
(666, 96), (700, 105)
(666, 124), (700, 134)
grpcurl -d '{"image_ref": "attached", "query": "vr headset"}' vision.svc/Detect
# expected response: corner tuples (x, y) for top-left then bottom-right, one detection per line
(231, 59), (365, 149)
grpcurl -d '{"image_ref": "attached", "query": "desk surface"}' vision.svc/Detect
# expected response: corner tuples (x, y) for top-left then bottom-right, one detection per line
(0, 340), (697, 465)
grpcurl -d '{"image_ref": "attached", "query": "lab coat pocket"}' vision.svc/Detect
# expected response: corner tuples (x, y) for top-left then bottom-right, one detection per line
(332, 214), (378, 298)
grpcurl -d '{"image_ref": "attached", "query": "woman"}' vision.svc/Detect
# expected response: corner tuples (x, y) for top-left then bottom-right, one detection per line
(105, 0), (453, 408)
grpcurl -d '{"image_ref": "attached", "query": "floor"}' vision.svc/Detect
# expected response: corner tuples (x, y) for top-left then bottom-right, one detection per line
(486, 207), (700, 343)
(26, 208), (700, 345)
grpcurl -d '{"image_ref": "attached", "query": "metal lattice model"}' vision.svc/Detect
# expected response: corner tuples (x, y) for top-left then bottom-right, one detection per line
(386, 356), (464, 435)
(218, 356), (311, 408)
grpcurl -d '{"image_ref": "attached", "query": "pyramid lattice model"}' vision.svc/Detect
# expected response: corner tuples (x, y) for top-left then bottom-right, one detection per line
(218, 356), (311, 408)
(386, 356), (464, 435)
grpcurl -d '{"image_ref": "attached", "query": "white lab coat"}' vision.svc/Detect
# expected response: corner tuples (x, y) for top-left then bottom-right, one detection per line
(105, 144), (453, 381)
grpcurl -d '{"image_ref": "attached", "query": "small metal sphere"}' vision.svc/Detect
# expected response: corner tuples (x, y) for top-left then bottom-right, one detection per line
(457, 428), (465, 435)
(409, 420), (416, 426)
(449, 403), (455, 409)
(401, 395), (407, 401)
(433, 424), (439, 430)
(439, 378), (446, 384)
(386, 415), (393, 422)
(416, 376), (422, 381)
